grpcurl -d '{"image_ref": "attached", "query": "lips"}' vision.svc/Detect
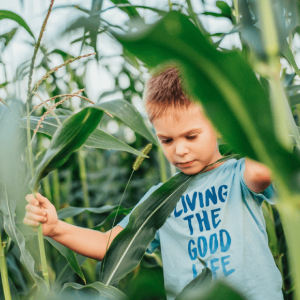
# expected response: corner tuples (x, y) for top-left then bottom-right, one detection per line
(177, 160), (195, 167)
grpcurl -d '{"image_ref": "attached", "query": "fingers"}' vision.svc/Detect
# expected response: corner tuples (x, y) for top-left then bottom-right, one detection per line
(25, 194), (39, 206)
(25, 203), (46, 216)
(23, 218), (39, 227)
(36, 193), (53, 209)
(25, 211), (47, 223)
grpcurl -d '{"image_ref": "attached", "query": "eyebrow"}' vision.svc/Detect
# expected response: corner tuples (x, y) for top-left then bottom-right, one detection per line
(156, 128), (202, 138)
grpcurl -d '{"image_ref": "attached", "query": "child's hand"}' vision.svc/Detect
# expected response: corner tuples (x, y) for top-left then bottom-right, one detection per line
(23, 193), (59, 238)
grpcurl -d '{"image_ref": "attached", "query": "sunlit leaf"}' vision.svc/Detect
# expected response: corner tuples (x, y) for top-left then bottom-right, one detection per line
(30, 107), (104, 191)
(96, 99), (158, 146)
(23, 115), (146, 157)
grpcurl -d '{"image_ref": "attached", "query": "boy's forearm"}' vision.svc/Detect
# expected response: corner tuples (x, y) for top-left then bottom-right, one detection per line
(51, 220), (119, 260)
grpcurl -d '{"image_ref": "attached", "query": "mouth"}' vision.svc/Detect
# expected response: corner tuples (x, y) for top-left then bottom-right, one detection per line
(176, 160), (195, 168)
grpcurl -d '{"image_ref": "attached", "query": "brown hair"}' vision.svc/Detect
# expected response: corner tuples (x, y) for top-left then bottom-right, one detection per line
(143, 65), (199, 122)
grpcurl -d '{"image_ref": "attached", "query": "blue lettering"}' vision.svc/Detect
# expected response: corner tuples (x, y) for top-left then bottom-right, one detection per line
(188, 239), (197, 260)
(197, 236), (208, 257)
(205, 186), (218, 206)
(183, 215), (194, 235)
(209, 233), (218, 254)
(195, 211), (211, 232)
(210, 258), (219, 279)
(192, 264), (197, 278)
(211, 208), (221, 228)
(221, 255), (235, 276)
(186, 192), (197, 211)
(181, 195), (188, 213)
(199, 192), (204, 208)
(218, 185), (228, 202)
(220, 230), (231, 252)
(174, 204), (183, 218)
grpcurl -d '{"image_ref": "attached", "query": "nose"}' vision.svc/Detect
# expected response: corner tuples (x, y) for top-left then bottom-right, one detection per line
(175, 141), (188, 157)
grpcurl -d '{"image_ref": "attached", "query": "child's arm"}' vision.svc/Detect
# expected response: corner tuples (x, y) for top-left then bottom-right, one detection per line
(23, 193), (123, 260)
(243, 158), (272, 193)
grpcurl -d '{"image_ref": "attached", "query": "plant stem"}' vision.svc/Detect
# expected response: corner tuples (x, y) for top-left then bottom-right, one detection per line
(78, 150), (93, 228)
(25, 0), (55, 290)
(0, 234), (11, 300)
(52, 169), (61, 210)
(42, 176), (52, 201)
(158, 147), (167, 183)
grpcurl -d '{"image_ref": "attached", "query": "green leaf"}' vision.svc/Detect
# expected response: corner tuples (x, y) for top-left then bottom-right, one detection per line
(109, 0), (142, 20)
(216, 1), (232, 19)
(60, 282), (127, 300)
(101, 172), (194, 286)
(29, 107), (104, 191)
(45, 238), (86, 284)
(96, 99), (158, 146)
(282, 40), (300, 78)
(53, 254), (87, 291)
(102, 4), (167, 16)
(23, 115), (146, 157)
(174, 258), (212, 300)
(57, 205), (115, 219)
(0, 10), (34, 39)
(114, 11), (300, 194)
(93, 207), (132, 230)
(0, 27), (18, 47)
(53, 5), (90, 15)
(198, 282), (245, 300)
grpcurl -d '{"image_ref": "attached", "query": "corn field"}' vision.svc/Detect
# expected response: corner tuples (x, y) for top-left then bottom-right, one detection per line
(0, 0), (300, 299)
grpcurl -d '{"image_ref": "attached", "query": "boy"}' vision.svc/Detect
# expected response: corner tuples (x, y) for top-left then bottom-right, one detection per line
(24, 67), (283, 300)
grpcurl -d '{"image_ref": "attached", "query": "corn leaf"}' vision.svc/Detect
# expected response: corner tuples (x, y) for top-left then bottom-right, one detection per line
(96, 99), (158, 146)
(114, 11), (300, 195)
(57, 205), (115, 219)
(174, 259), (212, 300)
(23, 115), (146, 157)
(0, 10), (34, 39)
(109, 0), (142, 20)
(45, 238), (86, 284)
(30, 107), (105, 191)
(53, 254), (87, 291)
(101, 172), (194, 286)
(59, 282), (127, 300)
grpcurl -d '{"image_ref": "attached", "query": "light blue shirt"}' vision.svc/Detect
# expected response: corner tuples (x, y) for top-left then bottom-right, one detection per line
(118, 158), (283, 300)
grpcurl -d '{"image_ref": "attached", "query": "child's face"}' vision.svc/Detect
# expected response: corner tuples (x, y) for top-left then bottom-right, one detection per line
(153, 104), (223, 175)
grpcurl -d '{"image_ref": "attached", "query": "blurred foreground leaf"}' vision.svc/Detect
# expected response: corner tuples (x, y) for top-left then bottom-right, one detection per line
(115, 11), (300, 194)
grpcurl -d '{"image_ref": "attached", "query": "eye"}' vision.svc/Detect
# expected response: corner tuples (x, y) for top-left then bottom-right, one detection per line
(161, 139), (173, 144)
(186, 134), (197, 140)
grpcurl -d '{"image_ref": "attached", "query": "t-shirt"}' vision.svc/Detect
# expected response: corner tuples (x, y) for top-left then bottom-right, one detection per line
(117, 158), (283, 300)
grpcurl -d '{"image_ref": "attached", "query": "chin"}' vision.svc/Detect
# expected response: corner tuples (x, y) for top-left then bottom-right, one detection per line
(180, 166), (202, 175)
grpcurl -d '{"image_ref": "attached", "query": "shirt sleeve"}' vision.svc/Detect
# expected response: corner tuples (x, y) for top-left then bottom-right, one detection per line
(117, 183), (163, 254)
(239, 157), (278, 205)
